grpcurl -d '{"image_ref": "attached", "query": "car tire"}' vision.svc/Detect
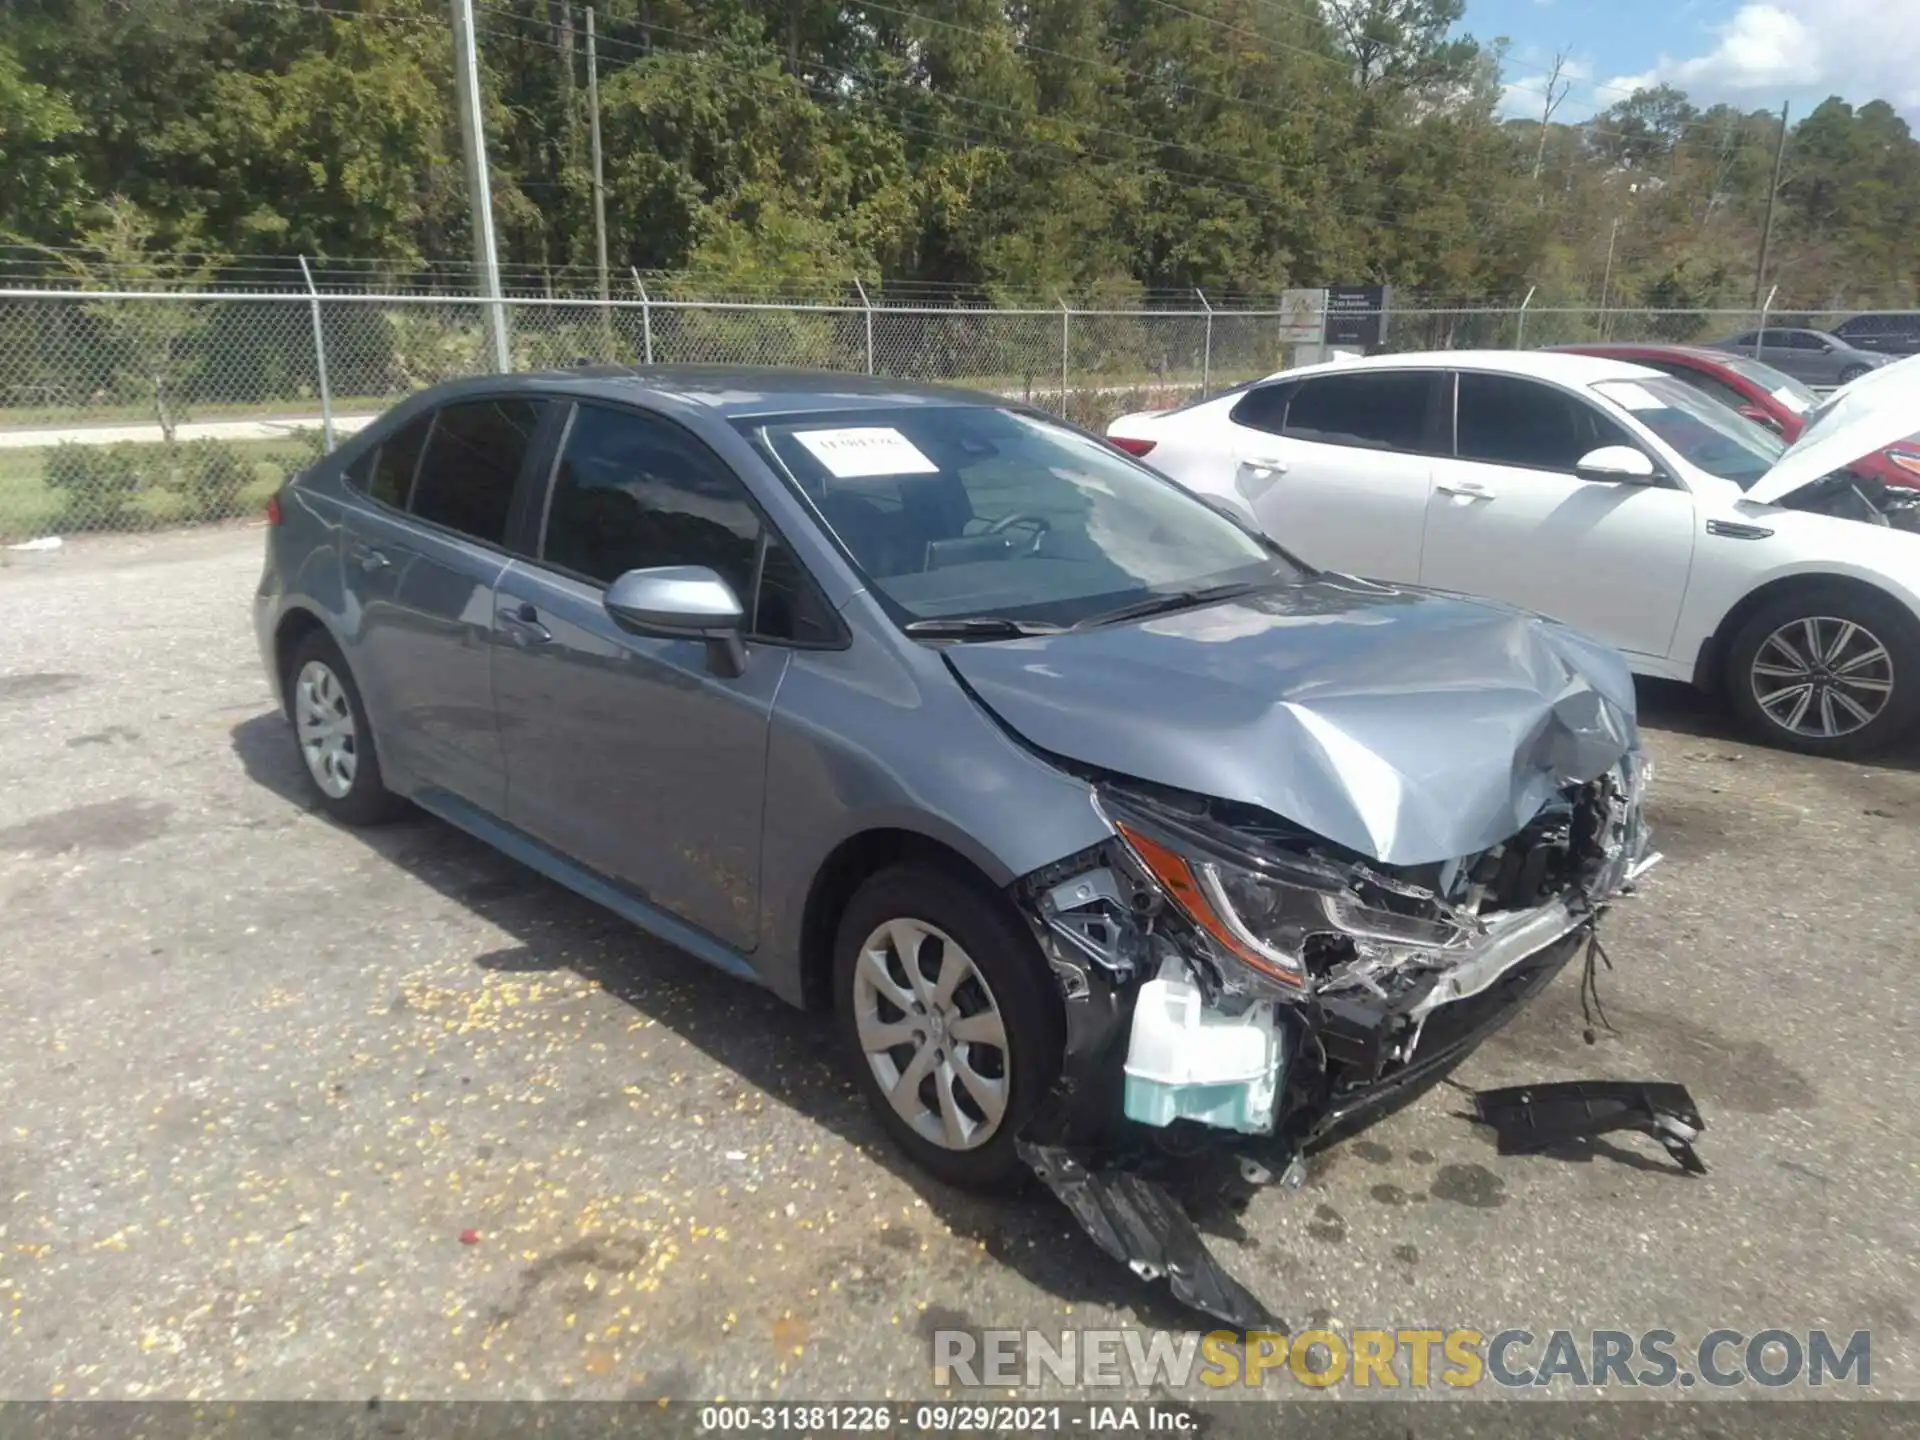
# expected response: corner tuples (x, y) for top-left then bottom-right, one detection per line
(1839, 364), (1871, 385)
(1723, 588), (1920, 757)
(283, 629), (408, 825)
(832, 864), (1062, 1191)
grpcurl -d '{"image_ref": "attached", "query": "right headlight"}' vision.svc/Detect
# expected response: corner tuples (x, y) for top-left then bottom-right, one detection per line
(1111, 814), (1473, 990)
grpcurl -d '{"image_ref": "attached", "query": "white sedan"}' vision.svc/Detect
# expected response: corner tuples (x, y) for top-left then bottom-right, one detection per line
(1108, 350), (1920, 756)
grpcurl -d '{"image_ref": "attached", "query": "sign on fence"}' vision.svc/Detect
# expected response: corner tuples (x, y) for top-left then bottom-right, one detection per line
(1277, 289), (1326, 344)
(1326, 285), (1391, 350)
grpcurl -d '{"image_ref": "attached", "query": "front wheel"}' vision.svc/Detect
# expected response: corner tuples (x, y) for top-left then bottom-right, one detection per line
(832, 865), (1061, 1190)
(1723, 589), (1920, 756)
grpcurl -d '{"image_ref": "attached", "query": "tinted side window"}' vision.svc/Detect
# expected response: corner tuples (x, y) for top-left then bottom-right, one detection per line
(351, 413), (432, 509)
(1227, 382), (1294, 435)
(1727, 332), (1756, 347)
(1788, 331), (1827, 351)
(1456, 373), (1631, 472)
(409, 399), (545, 546)
(543, 404), (834, 643)
(1283, 372), (1433, 452)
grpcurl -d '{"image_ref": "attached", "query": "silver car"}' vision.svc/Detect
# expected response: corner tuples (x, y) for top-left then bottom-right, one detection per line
(254, 367), (1655, 1207)
(1710, 327), (1891, 387)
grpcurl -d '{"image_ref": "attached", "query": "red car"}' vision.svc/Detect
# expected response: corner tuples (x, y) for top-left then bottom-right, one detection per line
(1557, 342), (1920, 491)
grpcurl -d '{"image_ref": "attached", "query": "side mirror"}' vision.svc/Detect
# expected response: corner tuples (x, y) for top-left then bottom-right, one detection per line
(1575, 445), (1661, 484)
(1738, 404), (1784, 434)
(604, 565), (748, 677)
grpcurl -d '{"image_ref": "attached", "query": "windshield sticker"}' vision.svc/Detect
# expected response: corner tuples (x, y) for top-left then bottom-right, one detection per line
(795, 426), (941, 478)
(1605, 382), (1665, 411)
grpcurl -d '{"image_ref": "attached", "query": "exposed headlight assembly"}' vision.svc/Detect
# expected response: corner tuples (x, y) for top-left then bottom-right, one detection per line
(1111, 813), (1474, 991)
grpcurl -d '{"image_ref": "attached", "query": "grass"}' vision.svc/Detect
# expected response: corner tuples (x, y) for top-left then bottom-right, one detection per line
(0, 436), (307, 542)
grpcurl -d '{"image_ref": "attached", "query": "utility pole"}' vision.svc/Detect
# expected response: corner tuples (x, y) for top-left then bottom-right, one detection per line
(1753, 100), (1790, 310)
(1598, 217), (1621, 337)
(585, 6), (610, 310)
(451, 0), (511, 371)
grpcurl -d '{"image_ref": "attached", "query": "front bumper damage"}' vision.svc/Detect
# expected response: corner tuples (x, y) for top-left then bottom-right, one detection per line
(1006, 753), (1694, 1326)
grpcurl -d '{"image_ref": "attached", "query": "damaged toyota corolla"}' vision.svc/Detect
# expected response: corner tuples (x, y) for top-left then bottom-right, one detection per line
(259, 370), (1672, 1324)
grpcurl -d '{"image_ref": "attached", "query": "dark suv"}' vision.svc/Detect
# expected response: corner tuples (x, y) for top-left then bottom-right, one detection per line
(1832, 313), (1920, 359)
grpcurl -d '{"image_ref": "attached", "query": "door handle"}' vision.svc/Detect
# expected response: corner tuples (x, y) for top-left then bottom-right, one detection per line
(1240, 456), (1289, 475)
(1436, 481), (1496, 500)
(497, 601), (552, 645)
(348, 544), (391, 572)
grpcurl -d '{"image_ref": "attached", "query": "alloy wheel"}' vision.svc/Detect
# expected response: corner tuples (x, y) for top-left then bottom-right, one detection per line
(295, 659), (359, 798)
(851, 917), (1010, 1151)
(1750, 615), (1894, 740)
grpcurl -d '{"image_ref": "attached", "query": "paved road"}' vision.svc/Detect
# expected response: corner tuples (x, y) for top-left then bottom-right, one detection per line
(0, 414), (375, 450)
(0, 527), (1915, 1406)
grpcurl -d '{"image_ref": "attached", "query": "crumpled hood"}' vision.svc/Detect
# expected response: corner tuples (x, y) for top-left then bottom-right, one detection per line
(1748, 353), (1920, 504)
(944, 575), (1640, 866)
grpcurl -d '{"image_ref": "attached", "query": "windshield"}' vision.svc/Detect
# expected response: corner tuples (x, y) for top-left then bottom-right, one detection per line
(1593, 375), (1785, 489)
(745, 406), (1298, 627)
(1716, 355), (1819, 414)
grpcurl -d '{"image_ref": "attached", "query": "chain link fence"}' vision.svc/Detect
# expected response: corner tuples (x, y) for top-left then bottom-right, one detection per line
(0, 287), (1888, 543)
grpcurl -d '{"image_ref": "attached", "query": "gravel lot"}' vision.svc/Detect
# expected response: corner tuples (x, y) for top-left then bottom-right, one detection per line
(1, 525), (1916, 1407)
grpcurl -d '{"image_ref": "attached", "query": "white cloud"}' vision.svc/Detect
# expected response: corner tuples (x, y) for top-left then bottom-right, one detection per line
(1498, 57), (1594, 119)
(1601, 1), (1920, 119)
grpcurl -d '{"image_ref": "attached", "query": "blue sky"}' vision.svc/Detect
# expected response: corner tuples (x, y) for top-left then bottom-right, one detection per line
(1469, 0), (1920, 125)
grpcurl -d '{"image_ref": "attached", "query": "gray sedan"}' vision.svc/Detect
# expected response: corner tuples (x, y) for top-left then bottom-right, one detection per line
(253, 367), (1652, 1218)
(1710, 327), (1891, 386)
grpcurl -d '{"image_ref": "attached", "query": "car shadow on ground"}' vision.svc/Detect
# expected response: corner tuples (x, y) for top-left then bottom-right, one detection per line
(230, 711), (1224, 1334)
(1634, 676), (1920, 773)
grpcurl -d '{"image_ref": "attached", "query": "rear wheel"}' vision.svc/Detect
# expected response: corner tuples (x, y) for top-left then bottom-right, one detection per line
(832, 865), (1060, 1190)
(1724, 589), (1920, 756)
(1839, 364), (1871, 385)
(285, 630), (407, 825)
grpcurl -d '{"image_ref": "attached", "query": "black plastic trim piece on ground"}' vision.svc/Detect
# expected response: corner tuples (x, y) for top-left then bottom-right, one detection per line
(1017, 1141), (1277, 1330)
(1473, 1080), (1708, 1174)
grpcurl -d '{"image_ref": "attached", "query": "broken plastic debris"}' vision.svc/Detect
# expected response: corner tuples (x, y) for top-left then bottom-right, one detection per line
(458, 1229), (481, 1245)
(1017, 1140), (1276, 1330)
(1473, 1080), (1707, 1175)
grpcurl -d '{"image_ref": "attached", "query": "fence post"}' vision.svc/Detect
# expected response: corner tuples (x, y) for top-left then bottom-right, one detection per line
(854, 278), (875, 375)
(1195, 287), (1213, 396)
(297, 256), (336, 454)
(1057, 295), (1070, 417)
(1756, 284), (1776, 360)
(1515, 285), (1536, 350)
(632, 267), (654, 365)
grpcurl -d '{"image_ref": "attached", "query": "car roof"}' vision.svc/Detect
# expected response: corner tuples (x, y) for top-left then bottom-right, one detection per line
(410, 365), (1012, 420)
(1554, 342), (1736, 367)
(1274, 349), (1661, 386)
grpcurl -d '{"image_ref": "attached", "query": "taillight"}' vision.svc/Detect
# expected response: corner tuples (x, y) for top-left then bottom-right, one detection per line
(265, 492), (284, 525)
(1110, 435), (1157, 457)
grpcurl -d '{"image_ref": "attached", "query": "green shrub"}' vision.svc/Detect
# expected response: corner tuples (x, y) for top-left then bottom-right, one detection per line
(43, 442), (148, 532)
(274, 427), (329, 484)
(171, 438), (254, 521)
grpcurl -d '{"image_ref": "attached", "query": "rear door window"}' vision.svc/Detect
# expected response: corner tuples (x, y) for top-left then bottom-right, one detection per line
(347, 412), (433, 510)
(408, 398), (547, 547)
(1282, 371), (1436, 453)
